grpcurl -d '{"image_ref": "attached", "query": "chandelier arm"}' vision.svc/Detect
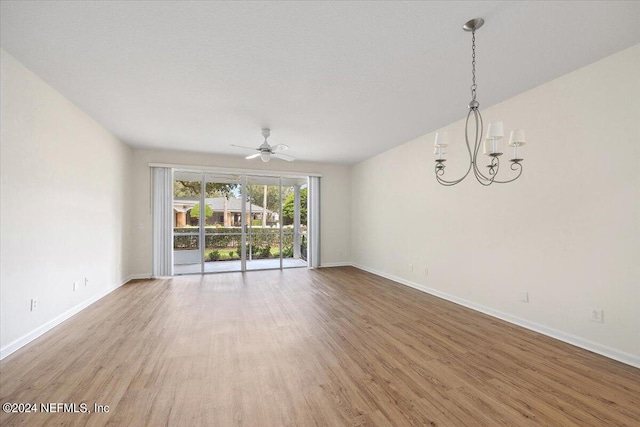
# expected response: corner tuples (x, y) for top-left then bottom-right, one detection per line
(435, 164), (468, 186)
(464, 108), (475, 163)
(435, 165), (468, 186)
(470, 111), (494, 186)
(457, 109), (475, 178)
(475, 173), (494, 186)
(472, 159), (495, 186)
(471, 110), (483, 173)
(435, 171), (464, 186)
(489, 156), (499, 176)
(434, 109), (475, 186)
(491, 161), (523, 183)
(470, 110), (496, 185)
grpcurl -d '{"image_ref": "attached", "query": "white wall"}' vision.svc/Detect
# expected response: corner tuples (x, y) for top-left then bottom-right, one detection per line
(128, 149), (351, 276)
(0, 50), (133, 356)
(351, 44), (640, 365)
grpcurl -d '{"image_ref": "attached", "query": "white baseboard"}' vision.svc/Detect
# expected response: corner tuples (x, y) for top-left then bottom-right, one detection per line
(352, 263), (640, 369)
(127, 273), (152, 280)
(321, 262), (352, 268)
(0, 275), (135, 360)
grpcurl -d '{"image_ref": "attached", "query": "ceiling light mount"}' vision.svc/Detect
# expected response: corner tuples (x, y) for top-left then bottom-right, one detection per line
(434, 18), (525, 186)
(462, 18), (484, 32)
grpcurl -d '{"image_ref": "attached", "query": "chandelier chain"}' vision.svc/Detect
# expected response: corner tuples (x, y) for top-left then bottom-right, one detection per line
(471, 31), (477, 100)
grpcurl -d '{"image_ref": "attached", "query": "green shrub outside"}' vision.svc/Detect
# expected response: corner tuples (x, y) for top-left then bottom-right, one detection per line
(174, 226), (305, 250)
(174, 226), (305, 262)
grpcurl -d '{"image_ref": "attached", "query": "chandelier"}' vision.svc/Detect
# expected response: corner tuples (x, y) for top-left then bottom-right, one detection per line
(434, 18), (525, 186)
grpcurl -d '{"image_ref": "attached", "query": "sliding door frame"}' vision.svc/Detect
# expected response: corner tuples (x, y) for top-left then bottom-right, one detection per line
(170, 166), (314, 275)
(199, 173), (206, 274)
(241, 174), (247, 272)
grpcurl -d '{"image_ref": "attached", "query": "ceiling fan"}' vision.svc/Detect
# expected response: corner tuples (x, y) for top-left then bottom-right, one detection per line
(231, 128), (295, 162)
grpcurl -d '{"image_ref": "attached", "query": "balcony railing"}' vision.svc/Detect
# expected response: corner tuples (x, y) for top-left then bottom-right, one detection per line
(173, 226), (307, 261)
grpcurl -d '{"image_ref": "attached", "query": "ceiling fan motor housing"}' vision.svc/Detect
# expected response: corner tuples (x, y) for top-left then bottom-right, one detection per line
(232, 128), (294, 162)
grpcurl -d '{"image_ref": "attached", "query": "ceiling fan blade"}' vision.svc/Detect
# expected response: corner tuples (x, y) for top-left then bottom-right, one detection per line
(272, 152), (295, 162)
(245, 153), (261, 160)
(231, 144), (259, 151)
(271, 144), (289, 152)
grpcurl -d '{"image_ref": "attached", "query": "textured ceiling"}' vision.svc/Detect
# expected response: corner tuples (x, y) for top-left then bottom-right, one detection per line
(2, 1), (639, 164)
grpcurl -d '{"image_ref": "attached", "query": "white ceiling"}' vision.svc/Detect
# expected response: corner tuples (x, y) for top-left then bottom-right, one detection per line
(2, 1), (639, 165)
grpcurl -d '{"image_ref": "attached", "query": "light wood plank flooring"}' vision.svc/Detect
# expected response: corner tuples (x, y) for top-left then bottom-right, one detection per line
(1, 267), (639, 426)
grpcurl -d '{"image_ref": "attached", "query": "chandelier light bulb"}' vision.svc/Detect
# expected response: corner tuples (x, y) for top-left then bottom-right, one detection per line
(483, 140), (493, 156)
(509, 129), (526, 161)
(509, 129), (526, 146)
(434, 131), (449, 147)
(486, 122), (504, 140)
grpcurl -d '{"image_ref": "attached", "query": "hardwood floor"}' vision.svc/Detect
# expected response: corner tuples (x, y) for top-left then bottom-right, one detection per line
(1, 267), (639, 426)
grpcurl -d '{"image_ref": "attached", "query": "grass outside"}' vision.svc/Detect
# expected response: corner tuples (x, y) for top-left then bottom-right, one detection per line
(203, 246), (292, 261)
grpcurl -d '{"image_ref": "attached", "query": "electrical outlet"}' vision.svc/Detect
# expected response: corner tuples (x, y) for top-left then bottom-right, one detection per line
(520, 291), (529, 303)
(409, 264), (414, 272)
(73, 282), (78, 291)
(30, 298), (38, 311)
(424, 267), (428, 276)
(590, 308), (604, 323)
(85, 278), (89, 287)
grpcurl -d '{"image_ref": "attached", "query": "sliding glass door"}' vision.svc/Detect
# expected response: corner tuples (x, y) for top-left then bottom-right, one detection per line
(281, 177), (308, 268)
(246, 176), (283, 271)
(172, 170), (308, 275)
(244, 176), (309, 271)
(203, 173), (242, 273)
(172, 171), (205, 274)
